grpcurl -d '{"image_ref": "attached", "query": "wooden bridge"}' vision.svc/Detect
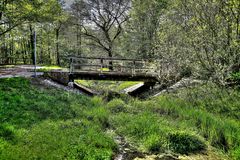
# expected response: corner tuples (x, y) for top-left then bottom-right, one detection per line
(68, 56), (165, 83)
(0, 55), (176, 85)
(0, 55), (179, 96)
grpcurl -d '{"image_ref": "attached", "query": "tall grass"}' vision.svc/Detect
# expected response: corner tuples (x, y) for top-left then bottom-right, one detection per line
(107, 85), (240, 158)
(108, 101), (207, 154)
(151, 96), (240, 151)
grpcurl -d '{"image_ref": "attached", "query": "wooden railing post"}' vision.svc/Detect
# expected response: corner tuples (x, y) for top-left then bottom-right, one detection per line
(100, 58), (103, 73)
(132, 60), (136, 75)
(158, 60), (161, 77)
(69, 57), (73, 73)
(142, 59), (145, 73)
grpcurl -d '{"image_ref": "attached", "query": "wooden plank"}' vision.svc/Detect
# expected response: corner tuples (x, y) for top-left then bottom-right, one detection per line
(73, 82), (98, 96)
(72, 64), (155, 70)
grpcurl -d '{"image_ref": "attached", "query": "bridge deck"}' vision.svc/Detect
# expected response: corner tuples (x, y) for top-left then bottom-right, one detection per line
(69, 71), (159, 82)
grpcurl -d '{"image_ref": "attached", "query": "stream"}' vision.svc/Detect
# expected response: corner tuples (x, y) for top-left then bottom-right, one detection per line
(113, 134), (145, 160)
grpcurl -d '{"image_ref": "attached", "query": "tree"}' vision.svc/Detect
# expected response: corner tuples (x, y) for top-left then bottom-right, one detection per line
(0, 0), (68, 65)
(0, 0), (24, 36)
(54, 0), (68, 65)
(71, 0), (130, 68)
(124, 0), (168, 58)
(155, 0), (240, 84)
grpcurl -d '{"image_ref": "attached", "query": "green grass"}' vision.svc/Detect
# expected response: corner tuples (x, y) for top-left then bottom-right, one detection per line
(97, 68), (110, 72)
(0, 78), (239, 159)
(106, 84), (240, 158)
(230, 72), (240, 82)
(0, 78), (116, 159)
(174, 83), (240, 120)
(0, 65), (15, 68)
(109, 104), (207, 154)
(76, 80), (140, 92)
(36, 65), (63, 72)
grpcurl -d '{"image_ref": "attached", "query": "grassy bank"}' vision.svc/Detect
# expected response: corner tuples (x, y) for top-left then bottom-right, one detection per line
(0, 78), (239, 159)
(0, 78), (116, 159)
(36, 65), (63, 72)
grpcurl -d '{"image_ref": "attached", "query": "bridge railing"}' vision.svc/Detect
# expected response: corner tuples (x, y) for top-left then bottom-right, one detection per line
(68, 56), (162, 75)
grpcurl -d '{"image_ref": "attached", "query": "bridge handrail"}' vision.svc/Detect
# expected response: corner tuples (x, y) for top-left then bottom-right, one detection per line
(72, 64), (156, 70)
(68, 55), (156, 62)
(68, 55), (175, 77)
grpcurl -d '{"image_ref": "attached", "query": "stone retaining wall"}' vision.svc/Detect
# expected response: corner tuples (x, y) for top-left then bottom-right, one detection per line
(44, 71), (69, 85)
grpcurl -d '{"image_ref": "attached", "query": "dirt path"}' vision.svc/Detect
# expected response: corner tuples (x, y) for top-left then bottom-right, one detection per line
(0, 65), (43, 78)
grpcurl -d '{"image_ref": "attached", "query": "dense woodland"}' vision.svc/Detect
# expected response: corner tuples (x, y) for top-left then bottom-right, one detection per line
(0, 0), (240, 83)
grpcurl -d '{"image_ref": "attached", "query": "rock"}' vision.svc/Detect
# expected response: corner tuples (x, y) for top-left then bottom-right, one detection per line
(156, 153), (179, 160)
(68, 82), (74, 87)
(44, 71), (69, 85)
(134, 153), (179, 160)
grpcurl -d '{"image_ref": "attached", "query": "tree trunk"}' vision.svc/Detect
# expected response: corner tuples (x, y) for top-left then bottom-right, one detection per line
(38, 26), (43, 64)
(76, 25), (82, 56)
(21, 40), (27, 64)
(47, 32), (51, 64)
(29, 25), (34, 64)
(11, 34), (14, 64)
(56, 28), (60, 65)
(108, 48), (113, 70)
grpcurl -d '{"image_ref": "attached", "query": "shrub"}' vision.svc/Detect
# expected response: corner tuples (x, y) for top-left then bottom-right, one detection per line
(107, 99), (126, 114)
(0, 138), (9, 155)
(118, 113), (161, 139)
(230, 72), (240, 82)
(83, 107), (110, 129)
(91, 97), (104, 108)
(143, 134), (167, 153)
(180, 65), (192, 77)
(168, 132), (206, 154)
(0, 124), (15, 141)
(103, 91), (123, 102)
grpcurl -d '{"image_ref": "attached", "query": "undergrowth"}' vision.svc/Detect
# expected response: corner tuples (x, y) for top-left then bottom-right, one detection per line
(0, 78), (239, 159)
